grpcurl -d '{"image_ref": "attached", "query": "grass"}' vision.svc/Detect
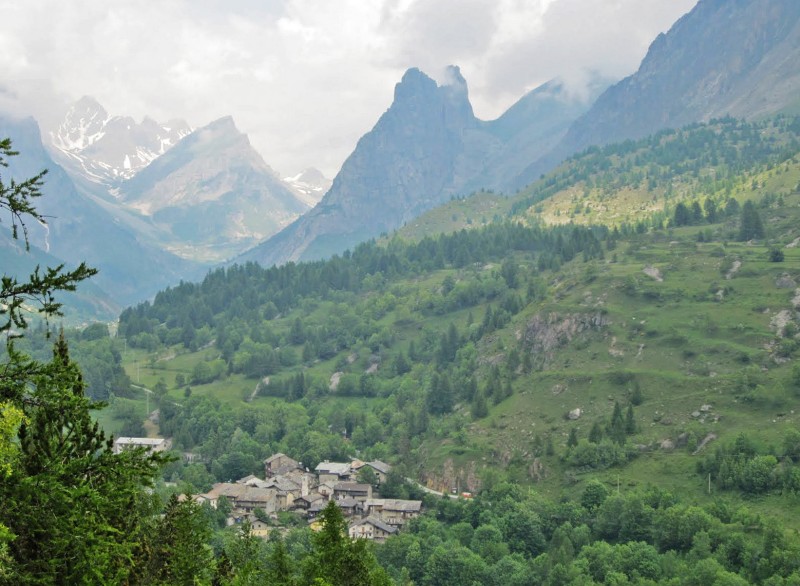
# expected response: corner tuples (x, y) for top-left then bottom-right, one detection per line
(99, 181), (800, 533)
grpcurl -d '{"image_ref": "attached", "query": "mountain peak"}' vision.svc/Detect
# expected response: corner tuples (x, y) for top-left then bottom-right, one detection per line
(394, 68), (438, 102)
(73, 95), (106, 113)
(207, 115), (238, 131)
(48, 96), (192, 185)
(441, 65), (467, 89)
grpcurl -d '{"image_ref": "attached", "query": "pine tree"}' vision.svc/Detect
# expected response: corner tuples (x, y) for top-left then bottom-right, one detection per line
(625, 404), (637, 435)
(303, 501), (391, 586)
(567, 428), (579, 448)
(589, 421), (604, 444)
(143, 493), (213, 584)
(673, 202), (691, 226)
(471, 390), (489, 419)
(0, 140), (175, 583)
(704, 198), (718, 223)
(738, 200), (765, 241)
(267, 539), (294, 585)
(608, 401), (626, 445)
(690, 201), (704, 224)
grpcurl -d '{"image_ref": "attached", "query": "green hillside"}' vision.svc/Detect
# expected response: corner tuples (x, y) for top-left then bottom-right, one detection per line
(511, 116), (800, 228)
(97, 117), (800, 537)
(10, 114), (800, 585)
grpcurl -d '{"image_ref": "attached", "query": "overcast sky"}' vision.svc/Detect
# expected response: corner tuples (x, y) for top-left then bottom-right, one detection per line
(0, 0), (697, 178)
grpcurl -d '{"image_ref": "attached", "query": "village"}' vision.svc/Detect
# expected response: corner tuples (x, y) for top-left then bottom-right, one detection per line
(191, 453), (422, 542)
(115, 437), (423, 543)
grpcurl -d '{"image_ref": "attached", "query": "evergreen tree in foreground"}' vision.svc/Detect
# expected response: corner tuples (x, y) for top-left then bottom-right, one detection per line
(303, 501), (392, 586)
(0, 139), (173, 583)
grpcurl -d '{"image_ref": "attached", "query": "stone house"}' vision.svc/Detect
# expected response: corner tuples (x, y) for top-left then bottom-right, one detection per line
(113, 437), (171, 455)
(352, 460), (391, 485)
(362, 499), (422, 528)
(315, 461), (353, 485)
(264, 453), (300, 477)
(333, 482), (372, 502)
(348, 517), (397, 543)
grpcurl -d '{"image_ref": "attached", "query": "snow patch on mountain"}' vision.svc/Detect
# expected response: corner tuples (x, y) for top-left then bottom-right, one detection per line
(283, 167), (331, 207)
(48, 96), (192, 186)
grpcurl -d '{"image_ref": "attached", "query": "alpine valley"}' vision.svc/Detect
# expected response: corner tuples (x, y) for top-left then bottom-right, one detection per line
(7, 0), (800, 584)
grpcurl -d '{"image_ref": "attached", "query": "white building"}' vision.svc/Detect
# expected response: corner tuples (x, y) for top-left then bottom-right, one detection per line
(113, 437), (171, 455)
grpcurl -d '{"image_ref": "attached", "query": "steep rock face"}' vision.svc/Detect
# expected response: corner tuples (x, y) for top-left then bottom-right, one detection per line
(517, 0), (800, 186)
(49, 96), (191, 186)
(117, 117), (309, 262)
(241, 66), (481, 265)
(240, 67), (600, 266)
(0, 116), (201, 306)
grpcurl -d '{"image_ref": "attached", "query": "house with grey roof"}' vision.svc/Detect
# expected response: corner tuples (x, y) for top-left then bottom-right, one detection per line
(362, 499), (422, 527)
(333, 482), (372, 502)
(264, 453), (300, 477)
(113, 437), (171, 455)
(348, 517), (397, 543)
(315, 461), (353, 485)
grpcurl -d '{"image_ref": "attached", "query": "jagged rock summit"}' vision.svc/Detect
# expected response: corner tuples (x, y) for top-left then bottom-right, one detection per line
(239, 66), (601, 267)
(49, 96), (191, 186)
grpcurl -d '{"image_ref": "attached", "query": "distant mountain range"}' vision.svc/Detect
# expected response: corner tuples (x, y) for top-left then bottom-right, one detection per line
(3, 0), (800, 318)
(114, 116), (310, 262)
(0, 116), (200, 311)
(0, 99), (328, 315)
(49, 96), (192, 187)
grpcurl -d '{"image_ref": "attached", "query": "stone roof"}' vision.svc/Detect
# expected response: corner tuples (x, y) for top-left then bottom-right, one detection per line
(266, 476), (301, 492)
(315, 462), (351, 476)
(237, 487), (275, 504)
(367, 460), (391, 474)
(237, 474), (260, 484)
(334, 482), (371, 493)
(115, 437), (168, 447)
(309, 500), (327, 513)
(205, 483), (246, 500)
(365, 499), (422, 512)
(351, 516), (397, 534)
(264, 452), (290, 464)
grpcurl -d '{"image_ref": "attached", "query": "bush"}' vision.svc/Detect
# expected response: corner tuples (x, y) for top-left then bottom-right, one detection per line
(768, 248), (785, 262)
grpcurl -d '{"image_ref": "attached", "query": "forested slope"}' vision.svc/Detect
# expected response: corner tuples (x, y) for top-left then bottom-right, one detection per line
(43, 115), (800, 583)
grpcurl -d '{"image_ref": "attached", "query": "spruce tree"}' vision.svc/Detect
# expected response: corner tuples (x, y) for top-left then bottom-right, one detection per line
(0, 139), (175, 583)
(625, 404), (637, 435)
(673, 202), (691, 226)
(568, 428), (579, 448)
(738, 200), (765, 241)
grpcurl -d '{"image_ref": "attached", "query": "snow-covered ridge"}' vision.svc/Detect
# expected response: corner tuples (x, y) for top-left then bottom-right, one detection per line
(283, 167), (331, 207)
(48, 96), (192, 186)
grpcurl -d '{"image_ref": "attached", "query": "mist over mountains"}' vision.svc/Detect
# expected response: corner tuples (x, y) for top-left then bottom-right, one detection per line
(516, 0), (800, 185)
(242, 0), (800, 267)
(239, 67), (607, 267)
(3, 0), (800, 318)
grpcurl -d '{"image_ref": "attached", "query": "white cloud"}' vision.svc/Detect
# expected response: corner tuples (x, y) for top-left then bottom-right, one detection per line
(0, 0), (697, 177)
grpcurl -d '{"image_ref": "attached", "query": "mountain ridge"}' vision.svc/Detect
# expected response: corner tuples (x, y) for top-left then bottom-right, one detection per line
(49, 96), (192, 187)
(515, 0), (800, 186)
(239, 66), (603, 267)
